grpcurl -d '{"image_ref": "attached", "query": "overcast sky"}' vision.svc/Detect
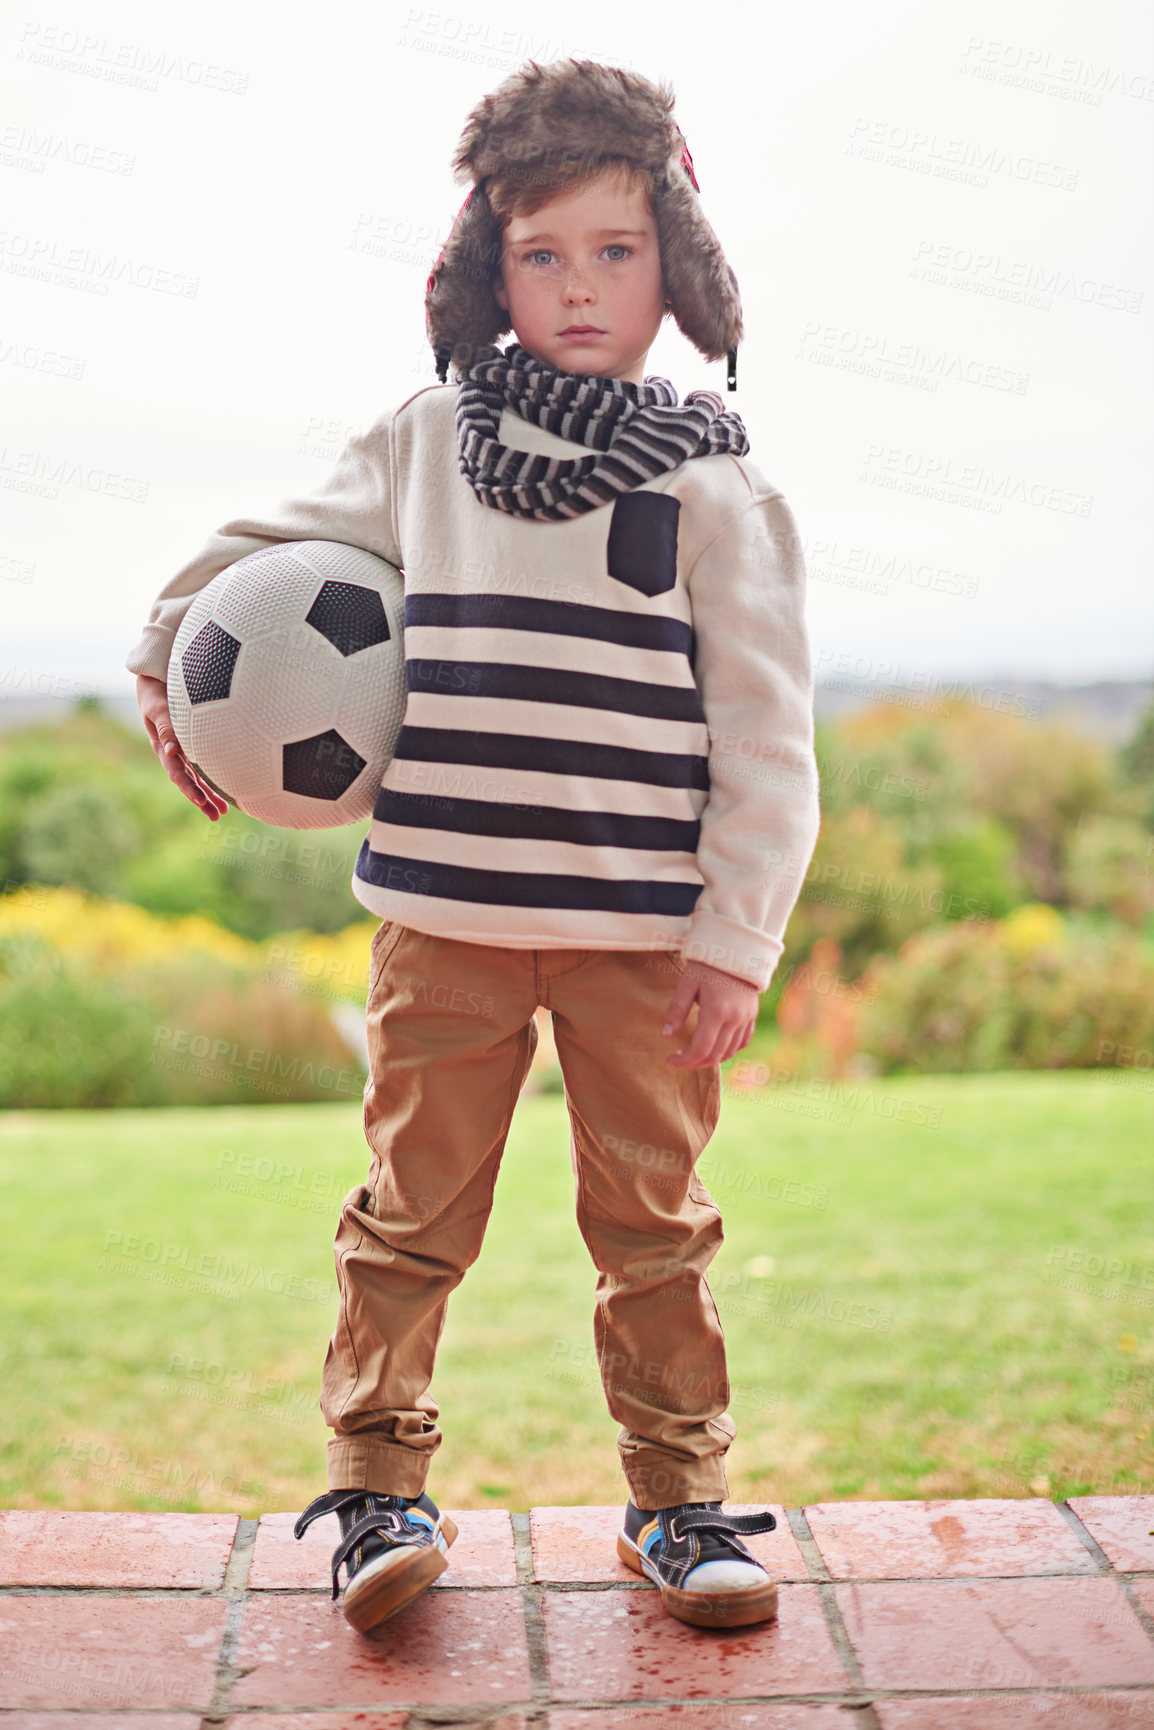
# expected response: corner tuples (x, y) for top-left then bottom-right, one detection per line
(2, 0), (1151, 706)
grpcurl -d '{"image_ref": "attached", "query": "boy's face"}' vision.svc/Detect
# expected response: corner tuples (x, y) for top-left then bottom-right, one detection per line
(492, 168), (667, 386)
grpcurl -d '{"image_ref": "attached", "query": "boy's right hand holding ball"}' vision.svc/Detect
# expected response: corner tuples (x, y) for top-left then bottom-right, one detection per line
(136, 673), (229, 819)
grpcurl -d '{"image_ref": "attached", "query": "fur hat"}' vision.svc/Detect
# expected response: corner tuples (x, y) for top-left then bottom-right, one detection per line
(424, 58), (742, 388)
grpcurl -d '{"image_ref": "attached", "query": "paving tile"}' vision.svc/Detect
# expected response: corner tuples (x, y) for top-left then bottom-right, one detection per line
(222, 1718), (529, 1730)
(529, 1503), (807, 1583)
(542, 1582), (847, 1702)
(0, 1510), (238, 1588)
(0, 1720), (201, 1730)
(1069, 1495), (1154, 1571)
(250, 1508), (515, 1589)
(546, 1708), (855, 1728)
(876, 1692), (1154, 1728)
(836, 1577), (1154, 1691)
(804, 1497), (1096, 1579)
(0, 1598), (227, 1709)
(222, 1718), (408, 1729)
(230, 1591), (531, 1706)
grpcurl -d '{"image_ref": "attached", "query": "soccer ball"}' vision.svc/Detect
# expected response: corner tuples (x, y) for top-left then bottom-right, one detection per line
(168, 540), (406, 829)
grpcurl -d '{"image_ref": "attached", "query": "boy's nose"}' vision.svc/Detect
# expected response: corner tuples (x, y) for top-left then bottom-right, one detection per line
(562, 272), (596, 302)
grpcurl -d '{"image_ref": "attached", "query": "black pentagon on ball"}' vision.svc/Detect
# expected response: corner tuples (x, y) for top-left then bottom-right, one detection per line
(305, 579), (391, 657)
(183, 620), (241, 704)
(282, 729), (367, 801)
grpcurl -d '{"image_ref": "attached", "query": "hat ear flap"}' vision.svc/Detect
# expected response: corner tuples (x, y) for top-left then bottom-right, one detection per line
(425, 186), (510, 379)
(656, 163), (743, 362)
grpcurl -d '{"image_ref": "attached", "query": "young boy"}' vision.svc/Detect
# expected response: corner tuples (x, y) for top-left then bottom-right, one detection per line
(128, 59), (821, 1633)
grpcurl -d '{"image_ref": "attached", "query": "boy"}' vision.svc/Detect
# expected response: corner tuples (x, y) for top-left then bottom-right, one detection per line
(128, 59), (821, 1633)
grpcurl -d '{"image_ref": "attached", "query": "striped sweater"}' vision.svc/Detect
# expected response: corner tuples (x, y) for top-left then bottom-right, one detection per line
(126, 383), (821, 990)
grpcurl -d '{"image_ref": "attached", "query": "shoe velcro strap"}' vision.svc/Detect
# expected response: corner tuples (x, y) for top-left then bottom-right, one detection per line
(293, 1489), (372, 1541)
(327, 1509), (422, 1600)
(669, 1508), (777, 1540)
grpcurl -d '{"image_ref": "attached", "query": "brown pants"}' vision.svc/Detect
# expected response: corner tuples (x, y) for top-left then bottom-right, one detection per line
(321, 921), (736, 1511)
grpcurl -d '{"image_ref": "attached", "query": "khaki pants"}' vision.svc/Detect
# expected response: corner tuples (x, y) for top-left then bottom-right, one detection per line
(321, 920), (736, 1511)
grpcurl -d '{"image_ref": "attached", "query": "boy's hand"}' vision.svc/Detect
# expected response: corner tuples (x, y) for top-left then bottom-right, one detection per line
(663, 959), (759, 1068)
(136, 673), (229, 819)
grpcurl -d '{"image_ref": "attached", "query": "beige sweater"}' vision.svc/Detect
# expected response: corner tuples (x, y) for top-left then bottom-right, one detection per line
(126, 383), (821, 990)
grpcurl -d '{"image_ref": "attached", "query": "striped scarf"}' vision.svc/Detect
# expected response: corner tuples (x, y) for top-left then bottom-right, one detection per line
(455, 341), (750, 520)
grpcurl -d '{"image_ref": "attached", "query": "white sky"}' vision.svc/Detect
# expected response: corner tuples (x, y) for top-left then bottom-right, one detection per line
(1, 0), (1152, 702)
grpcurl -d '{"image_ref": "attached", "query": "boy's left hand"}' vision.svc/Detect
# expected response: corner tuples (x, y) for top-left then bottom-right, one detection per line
(663, 959), (760, 1069)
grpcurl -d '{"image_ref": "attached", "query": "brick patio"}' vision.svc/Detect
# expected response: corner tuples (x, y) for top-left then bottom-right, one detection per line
(2, 1497), (1153, 1725)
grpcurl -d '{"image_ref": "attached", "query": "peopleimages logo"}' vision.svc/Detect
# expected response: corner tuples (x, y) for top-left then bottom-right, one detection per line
(910, 238), (1142, 314)
(0, 228), (199, 297)
(99, 1230), (329, 1304)
(959, 36), (1154, 105)
(150, 1024), (362, 1097)
(14, 24), (249, 94)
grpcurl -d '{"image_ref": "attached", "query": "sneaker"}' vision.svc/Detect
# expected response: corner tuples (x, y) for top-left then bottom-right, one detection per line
(294, 1489), (458, 1632)
(617, 1498), (779, 1628)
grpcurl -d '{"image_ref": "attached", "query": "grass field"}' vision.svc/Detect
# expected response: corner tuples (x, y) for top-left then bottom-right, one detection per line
(1, 1068), (1150, 1515)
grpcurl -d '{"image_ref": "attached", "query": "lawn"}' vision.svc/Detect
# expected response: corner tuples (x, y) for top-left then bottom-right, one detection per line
(1, 1068), (1150, 1515)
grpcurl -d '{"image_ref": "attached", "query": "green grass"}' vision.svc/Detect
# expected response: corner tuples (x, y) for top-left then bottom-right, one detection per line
(1, 1069), (1151, 1514)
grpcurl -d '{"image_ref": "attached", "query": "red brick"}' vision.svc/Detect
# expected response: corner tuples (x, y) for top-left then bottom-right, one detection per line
(837, 1577), (1154, 1691)
(876, 1693), (1154, 1729)
(542, 1582), (847, 1701)
(1069, 1496), (1154, 1571)
(529, 1503), (807, 1583)
(230, 1591), (531, 1706)
(0, 1511), (238, 1588)
(804, 1497), (1095, 1579)
(546, 1709), (855, 1728)
(0, 1598), (227, 1709)
(250, 1508), (515, 1589)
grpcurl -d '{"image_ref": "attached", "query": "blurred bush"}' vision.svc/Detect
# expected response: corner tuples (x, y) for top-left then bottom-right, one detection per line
(0, 703), (363, 940)
(18, 782), (142, 897)
(760, 692), (1153, 1026)
(1063, 815), (1154, 926)
(3, 691), (1153, 1092)
(0, 885), (377, 1108)
(854, 905), (1154, 1075)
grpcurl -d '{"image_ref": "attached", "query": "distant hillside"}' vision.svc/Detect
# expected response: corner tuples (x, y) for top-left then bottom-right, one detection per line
(813, 677), (1153, 743)
(0, 694), (146, 735)
(1, 679), (1151, 744)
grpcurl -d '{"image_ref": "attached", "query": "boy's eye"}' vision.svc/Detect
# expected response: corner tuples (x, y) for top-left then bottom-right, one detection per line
(519, 245), (633, 267)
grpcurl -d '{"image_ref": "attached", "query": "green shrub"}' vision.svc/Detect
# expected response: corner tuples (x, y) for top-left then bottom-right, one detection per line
(18, 783), (142, 897)
(916, 816), (1020, 922)
(1063, 814), (1154, 928)
(0, 933), (161, 1108)
(0, 934), (365, 1110)
(857, 906), (1154, 1074)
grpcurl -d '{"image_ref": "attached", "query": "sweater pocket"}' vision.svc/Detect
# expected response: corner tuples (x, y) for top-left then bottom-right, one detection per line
(606, 491), (680, 596)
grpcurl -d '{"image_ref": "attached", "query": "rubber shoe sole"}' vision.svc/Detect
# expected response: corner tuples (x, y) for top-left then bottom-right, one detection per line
(342, 1513), (458, 1632)
(616, 1527), (778, 1629)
